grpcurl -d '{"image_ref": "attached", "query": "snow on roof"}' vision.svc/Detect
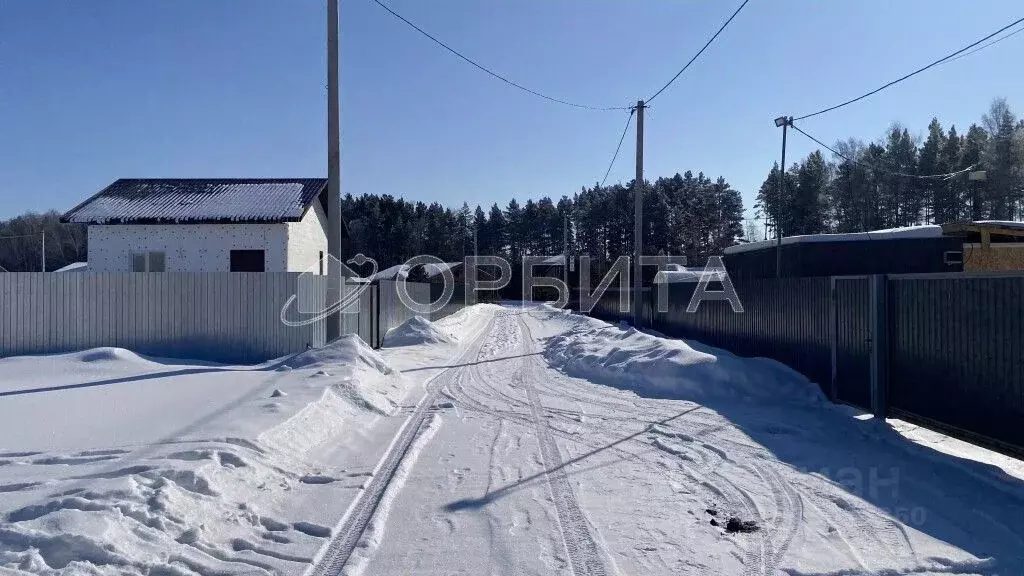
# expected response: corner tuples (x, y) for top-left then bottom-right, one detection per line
(724, 225), (944, 255)
(654, 267), (701, 283)
(423, 262), (461, 278)
(62, 178), (328, 225)
(365, 264), (410, 282)
(54, 262), (89, 273)
(971, 220), (1024, 229)
(537, 254), (566, 265)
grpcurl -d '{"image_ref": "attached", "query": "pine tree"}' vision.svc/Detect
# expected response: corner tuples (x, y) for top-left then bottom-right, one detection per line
(917, 118), (947, 223)
(793, 151), (829, 234)
(937, 125), (963, 223)
(962, 124), (989, 220)
(504, 199), (522, 261)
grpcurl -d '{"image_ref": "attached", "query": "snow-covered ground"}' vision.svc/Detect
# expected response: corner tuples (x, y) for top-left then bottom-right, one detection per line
(1, 303), (1023, 575)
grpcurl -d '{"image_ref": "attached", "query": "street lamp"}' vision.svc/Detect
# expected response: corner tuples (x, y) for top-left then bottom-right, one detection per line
(773, 116), (792, 278)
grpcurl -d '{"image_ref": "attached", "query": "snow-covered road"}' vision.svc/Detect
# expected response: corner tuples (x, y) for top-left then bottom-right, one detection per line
(1, 303), (1023, 575)
(318, 304), (1024, 576)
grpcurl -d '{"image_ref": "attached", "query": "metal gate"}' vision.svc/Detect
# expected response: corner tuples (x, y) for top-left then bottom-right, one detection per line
(832, 276), (871, 409)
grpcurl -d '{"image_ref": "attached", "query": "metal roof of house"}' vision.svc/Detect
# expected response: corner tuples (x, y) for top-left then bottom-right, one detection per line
(62, 178), (330, 224)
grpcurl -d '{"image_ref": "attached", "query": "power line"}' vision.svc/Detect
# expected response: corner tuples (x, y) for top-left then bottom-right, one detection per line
(790, 123), (977, 181)
(944, 25), (1024, 65)
(645, 0), (752, 104)
(794, 15), (1024, 121)
(600, 108), (636, 187)
(369, 0), (630, 111)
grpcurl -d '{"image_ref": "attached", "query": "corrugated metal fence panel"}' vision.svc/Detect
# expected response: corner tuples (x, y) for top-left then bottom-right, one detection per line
(834, 278), (871, 408)
(339, 281), (360, 339)
(376, 280), (436, 345)
(888, 275), (1024, 449)
(358, 285), (376, 346)
(0, 272), (325, 364)
(647, 277), (833, 391)
(429, 283), (467, 322)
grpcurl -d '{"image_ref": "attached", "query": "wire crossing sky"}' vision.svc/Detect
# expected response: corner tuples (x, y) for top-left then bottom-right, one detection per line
(369, 0), (631, 111)
(1, 0), (1022, 220)
(789, 124), (978, 181)
(600, 109), (636, 187)
(794, 14), (1024, 121)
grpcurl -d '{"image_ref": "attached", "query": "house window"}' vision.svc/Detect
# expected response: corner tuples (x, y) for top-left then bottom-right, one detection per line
(132, 251), (166, 272)
(319, 251), (324, 275)
(230, 250), (265, 272)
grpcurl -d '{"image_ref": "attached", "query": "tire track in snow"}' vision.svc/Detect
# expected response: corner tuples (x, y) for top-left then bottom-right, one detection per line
(517, 315), (615, 576)
(306, 315), (497, 576)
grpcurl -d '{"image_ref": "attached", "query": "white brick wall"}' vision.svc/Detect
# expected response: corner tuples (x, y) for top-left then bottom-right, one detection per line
(88, 223), (290, 272)
(286, 201), (328, 274)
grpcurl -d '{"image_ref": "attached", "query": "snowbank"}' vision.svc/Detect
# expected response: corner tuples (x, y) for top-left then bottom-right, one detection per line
(260, 337), (405, 455)
(543, 312), (824, 405)
(290, 335), (393, 375)
(0, 335), (416, 576)
(382, 316), (452, 348)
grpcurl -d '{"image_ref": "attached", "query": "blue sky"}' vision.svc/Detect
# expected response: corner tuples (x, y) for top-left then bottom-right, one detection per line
(1, 0), (1021, 221)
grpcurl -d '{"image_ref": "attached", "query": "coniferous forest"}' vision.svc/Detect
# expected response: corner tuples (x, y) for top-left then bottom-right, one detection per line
(1, 99), (1021, 273)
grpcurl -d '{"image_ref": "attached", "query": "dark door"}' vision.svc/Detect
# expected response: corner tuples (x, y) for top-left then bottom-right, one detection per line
(833, 277), (871, 409)
(230, 250), (265, 272)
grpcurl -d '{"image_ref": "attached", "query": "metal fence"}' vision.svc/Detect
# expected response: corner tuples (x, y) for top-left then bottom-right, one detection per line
(585, 279), (833, 387)
(0, 273), (441, 364)
(582, 272), (1024, 455)
(0, 272), (323, 364)
(376, 279), (433, 347)
(886, 273), (1024, 452)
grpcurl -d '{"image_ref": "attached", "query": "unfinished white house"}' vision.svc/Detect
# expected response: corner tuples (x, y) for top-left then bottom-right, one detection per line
(62, 178), (346, 273)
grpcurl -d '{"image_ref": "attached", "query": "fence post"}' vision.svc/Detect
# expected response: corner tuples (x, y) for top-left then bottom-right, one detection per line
(869, 274), (889, 418)
(829, 276), (838, 402)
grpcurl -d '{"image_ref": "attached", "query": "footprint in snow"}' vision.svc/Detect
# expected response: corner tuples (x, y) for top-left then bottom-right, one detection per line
(293, 521), (331, 538)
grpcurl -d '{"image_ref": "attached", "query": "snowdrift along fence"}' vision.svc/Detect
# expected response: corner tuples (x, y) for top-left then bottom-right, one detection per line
(0, 273), (436, 363)
(583, 278), (832, 388)
(583, 273), (1024, 455)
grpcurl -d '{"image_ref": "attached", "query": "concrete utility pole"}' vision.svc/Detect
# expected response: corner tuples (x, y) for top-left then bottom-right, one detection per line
(41, 232), (45, 272)
(326, 0), (343, 341)
(633, 100), (645, 328)
(773, 116), (791, 279)
(563, 213), (569, 301)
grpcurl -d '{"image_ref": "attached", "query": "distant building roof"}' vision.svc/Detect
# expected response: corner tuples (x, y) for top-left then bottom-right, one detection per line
(724, 225), (943, 255)
(61, 178), (343, 227)
(654, 264), (707, 283)
(423, 262), (461, 278)
(54, 262), (89, 273)
(365, 264), (410, 282)
(941, 220), (1024, 240)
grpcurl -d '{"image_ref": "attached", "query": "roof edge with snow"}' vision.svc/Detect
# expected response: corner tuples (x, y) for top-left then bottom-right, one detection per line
(724, 225), (945, 255)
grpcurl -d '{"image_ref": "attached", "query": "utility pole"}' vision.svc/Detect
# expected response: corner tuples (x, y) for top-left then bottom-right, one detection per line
(633, 100), (645, 328)
(326, 0), (343, 341)
(41, 232), (45, 272)
(773, 116), (791, 279)
(562, 213), (569, 303)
